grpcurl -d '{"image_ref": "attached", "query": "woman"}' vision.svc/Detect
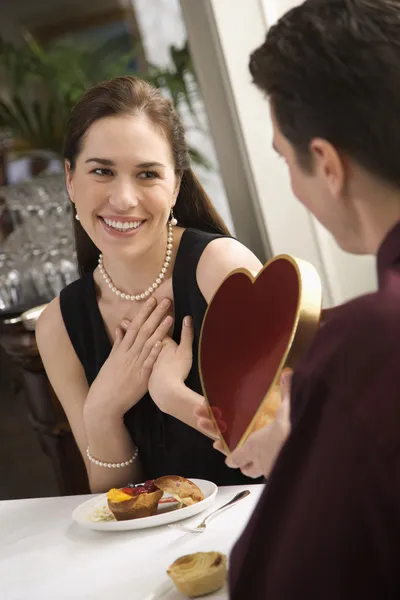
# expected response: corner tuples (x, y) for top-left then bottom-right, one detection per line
(36, 76), (262, 493)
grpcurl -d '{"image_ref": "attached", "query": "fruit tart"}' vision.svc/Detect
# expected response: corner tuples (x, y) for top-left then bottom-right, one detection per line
(107, 480), (163, 521)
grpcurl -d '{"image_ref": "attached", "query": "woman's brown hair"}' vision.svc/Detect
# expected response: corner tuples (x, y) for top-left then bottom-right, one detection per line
(64, 76), (230, 276)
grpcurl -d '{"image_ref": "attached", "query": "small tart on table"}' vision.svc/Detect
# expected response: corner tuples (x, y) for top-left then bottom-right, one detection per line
(167, 552), (227, 598)
(154, 475), (204, 506)
(107, 480), (163, 521)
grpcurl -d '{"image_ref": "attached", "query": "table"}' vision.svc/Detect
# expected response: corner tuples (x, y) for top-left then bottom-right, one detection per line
(0, 484), (263, 600)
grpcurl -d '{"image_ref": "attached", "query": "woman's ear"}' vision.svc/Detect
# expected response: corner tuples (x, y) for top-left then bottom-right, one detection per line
(65, 160), (74, 202)
(173, 174), (182, 207)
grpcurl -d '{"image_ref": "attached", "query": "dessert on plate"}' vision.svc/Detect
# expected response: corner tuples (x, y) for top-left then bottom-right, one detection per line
(154, 475), (204, 506)
(107, 480), (163, 521)
(167, 551), (227, 598)
(105, 476), (204, 521)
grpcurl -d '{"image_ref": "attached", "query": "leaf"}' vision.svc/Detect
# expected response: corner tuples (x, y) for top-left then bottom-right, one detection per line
(10, 95), (37, 139)
(0, 34), (210, 167)
(0, 100), (27, 138)
(32, 100), (61, 151)
(45, 98), (62, 152)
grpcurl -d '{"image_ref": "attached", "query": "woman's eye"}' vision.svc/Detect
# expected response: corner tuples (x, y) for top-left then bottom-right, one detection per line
(137, 170), (158, 180)
(91, 168), (113, 177)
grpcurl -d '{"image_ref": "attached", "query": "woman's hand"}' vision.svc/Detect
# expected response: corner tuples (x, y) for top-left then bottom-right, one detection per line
(148, 316), (194, 413)
(195, 369), (293, 478)
(84, 297), (173, 420)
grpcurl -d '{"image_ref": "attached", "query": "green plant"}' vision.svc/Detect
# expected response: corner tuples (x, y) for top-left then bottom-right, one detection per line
(0, 34), (211, 168)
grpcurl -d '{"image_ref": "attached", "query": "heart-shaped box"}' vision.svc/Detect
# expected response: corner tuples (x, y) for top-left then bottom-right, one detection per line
(199, 254), (322, 453)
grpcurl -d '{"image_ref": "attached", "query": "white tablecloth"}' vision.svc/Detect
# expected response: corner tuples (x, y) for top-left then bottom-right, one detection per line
(0, 484), (263, 600)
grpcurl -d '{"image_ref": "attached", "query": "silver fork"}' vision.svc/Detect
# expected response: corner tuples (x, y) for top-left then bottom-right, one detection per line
(168, 490), (250, 534)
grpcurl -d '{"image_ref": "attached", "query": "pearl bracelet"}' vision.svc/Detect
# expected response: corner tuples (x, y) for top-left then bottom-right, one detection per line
(86, 446), (139, 468)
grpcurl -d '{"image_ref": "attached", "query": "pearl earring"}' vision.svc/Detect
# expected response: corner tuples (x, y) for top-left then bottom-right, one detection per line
(75, 213), (80, 221)
(170, 209), (177, 227)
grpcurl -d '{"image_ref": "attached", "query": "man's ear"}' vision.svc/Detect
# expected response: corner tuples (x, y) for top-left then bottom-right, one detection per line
(309, 138), (345, 200)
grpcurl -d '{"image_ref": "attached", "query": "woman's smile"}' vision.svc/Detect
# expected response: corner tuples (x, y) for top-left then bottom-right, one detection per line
(98, 215), (147, 238)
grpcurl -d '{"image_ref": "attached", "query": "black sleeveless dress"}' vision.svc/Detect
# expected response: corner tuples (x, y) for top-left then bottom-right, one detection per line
(60, 228), (262, 486)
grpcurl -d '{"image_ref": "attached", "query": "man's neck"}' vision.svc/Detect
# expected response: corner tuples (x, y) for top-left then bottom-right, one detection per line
(353, 180), (400, 255)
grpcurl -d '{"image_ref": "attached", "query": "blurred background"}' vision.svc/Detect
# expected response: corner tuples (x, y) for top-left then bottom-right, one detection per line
(0, 0), (377, 500)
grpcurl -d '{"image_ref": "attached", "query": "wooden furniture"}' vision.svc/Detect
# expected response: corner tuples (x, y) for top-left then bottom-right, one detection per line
(0, 317), (89, 496)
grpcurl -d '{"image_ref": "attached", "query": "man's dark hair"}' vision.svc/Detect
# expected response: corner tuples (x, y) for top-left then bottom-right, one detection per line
(249, 0), (400, 187)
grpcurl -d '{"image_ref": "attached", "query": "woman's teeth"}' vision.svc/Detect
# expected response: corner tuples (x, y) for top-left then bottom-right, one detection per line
(102, 218), (142, 231)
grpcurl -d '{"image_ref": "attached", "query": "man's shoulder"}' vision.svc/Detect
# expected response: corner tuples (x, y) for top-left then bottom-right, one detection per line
(295, 282), (400, 458)
(317, 282), (400, 359)
(295, 280), (400, 413)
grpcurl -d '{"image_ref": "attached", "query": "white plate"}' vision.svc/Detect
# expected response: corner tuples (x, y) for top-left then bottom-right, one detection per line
(72, 478), (217, 531)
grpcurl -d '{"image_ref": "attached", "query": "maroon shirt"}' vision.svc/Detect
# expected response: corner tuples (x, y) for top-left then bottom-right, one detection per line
(229, 222), (400, 600)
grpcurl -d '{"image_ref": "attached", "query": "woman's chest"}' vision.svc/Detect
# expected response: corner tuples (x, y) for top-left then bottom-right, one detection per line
(98, 281), (175, 345)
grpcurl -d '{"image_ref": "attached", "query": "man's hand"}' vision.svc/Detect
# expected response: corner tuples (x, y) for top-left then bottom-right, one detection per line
(195, 370), (292, 478)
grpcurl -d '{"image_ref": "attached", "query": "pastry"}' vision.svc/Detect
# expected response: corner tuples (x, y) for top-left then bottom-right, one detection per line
(106, 475), (204, 521)
(154, 475), (204, 506)
(107, 480), (163, 521)
(167, 552), (227, 598)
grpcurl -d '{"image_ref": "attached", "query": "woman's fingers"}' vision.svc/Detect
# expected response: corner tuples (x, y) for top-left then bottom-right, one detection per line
(134, 299), (172, 352)
(142, 340), (163, 375)
(177, 316), (194, 359)
(195, 404), (222, 421)
(194, 404), (210, 420)
(122, 298), (171, 352)
(138, 316), (174, 363)
(120, 297), (157, 349)
(198, 418), (219, 439)
(195, 403), (227, 440)
(110, 327), (124, 354)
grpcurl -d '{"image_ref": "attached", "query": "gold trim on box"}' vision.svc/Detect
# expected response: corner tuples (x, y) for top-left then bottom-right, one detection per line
(198, 254), (322, 454)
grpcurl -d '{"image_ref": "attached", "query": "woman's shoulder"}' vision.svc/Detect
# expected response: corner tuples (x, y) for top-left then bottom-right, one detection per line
(195, 235), (263, 303)
(35, 296), (67, 349)
(35, 295), (89, 408)
(173, 227), (226, 284)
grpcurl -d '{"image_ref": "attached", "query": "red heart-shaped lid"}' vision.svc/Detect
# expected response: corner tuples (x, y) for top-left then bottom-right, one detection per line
(199, 255), (321, 452)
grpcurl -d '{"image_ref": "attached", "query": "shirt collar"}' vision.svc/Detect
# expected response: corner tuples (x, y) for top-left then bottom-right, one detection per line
(377, 221), (400, 288)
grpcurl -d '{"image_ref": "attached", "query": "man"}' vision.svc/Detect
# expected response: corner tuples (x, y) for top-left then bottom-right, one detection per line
(151, 1), (400, 596)
(226, 0), (400, 597)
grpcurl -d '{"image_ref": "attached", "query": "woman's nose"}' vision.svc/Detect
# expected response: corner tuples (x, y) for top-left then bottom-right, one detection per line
(108, 182), (139, 211)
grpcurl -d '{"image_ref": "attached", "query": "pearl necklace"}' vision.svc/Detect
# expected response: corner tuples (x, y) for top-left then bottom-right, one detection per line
(98, 222), (173, 301)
